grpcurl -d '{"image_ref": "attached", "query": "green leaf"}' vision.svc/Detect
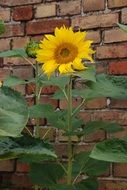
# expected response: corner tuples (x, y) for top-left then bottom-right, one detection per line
(39, 75), (70, 89)
(74, 66), (96, 82)
(0, 135), (56, 162)
(0, 86), (28, 137)
(74, 151), (109, 177)
(46, 110), (68, 130)
(28, 104), (53, 118)
(84, 121), (123, 135)
(3, 76), (25, 87)
(73, 74), (127, 100)
(0, 20), (5, 35)
(90, 138), (127, 163)
(29, 163), (65, 188)
(0, 48), (28, 57)
(118, 23), (127, 33)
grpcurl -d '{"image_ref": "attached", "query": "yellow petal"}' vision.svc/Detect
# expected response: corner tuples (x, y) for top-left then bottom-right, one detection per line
(42, 61), (58, 77)
(72, 58), (86, 70)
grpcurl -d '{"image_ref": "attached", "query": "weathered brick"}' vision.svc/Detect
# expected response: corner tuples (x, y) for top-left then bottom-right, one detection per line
(108, 61), (127, 74)
(60, 98), (82, 109)
(83, 0), (105, 12)
(100, 180), (127, 190)
(92, 110), (127, 125)
(78, 112), (91, 122)
(0, 0), (41, 6)
(35, 3), (56, 18)
(0, 68), (11, 80)
(11, 174), (32, 188)
(0, 160), (15, 172)
(85, 98), (107, 109)
(104, 28), (127, 43)
(96, 44), (127, 59)
(16, 162), (30, 172)
(0, 39), (10, 51)
(113, 163), (127, 177)
(0, 24), (24, 38)
(12, 37), (29, 49)
(122, 9), (127, 23)
(86, 31), (101, 44)
(4, 57), (36, 66)
(26, 19), (70, 35)
(12, 66), (33, 80)
(39, 127), (56, 141)
(72, 13), (118, 30)
(110, 99), (127, 108)
(84, 130), (105, 142)
(58, 130), (79, 142)
(41, 96), (58, 109)
(13, 6), (33, 21)
(58, 0), (80, 16)
(108, 0), (127, 8)
(0, 8), (10, 22)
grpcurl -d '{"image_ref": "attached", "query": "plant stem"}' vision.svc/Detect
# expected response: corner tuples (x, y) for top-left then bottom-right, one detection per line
(34, 63), (40, 190)
(67, 77), (73, 185)
(35, 62), (40, 138)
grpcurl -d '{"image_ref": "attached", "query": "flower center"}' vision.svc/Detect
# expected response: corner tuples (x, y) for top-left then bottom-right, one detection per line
(54, 43), (78, 64)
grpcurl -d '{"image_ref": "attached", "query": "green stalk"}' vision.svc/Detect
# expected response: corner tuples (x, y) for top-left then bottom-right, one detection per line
(35, 62), (40, 138)
(67, 77), (73, 185)
(34, 63), (40, 190)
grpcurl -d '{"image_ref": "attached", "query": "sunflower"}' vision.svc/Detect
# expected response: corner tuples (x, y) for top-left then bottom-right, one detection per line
(36, 26), (94, 77)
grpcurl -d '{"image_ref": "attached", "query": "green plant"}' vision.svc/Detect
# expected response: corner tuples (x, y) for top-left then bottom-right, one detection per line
(0, 23), (127, 190)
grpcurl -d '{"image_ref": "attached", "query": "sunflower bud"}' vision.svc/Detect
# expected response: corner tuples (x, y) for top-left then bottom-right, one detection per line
(26, 40), (40, 58)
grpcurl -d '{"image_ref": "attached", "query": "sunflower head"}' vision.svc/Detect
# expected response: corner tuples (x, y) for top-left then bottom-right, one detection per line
(36, 26), (95, 77)
(26, 40), (40, 58)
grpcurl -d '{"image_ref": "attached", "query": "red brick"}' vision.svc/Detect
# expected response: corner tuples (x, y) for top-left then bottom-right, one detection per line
(0, 68), (11, 80)
(26, 19), (70, 35)
(13, 6), (33, 21)
(39, 127), (56, 141)
(12, 66), (33, 80)
(96, 44), (127, 59)
(11, 174), (32, 188)
(78, 112), (91, 122)
(92, 110), (127, 125)
(26, 83), (58, 95)
(12, 37), (29, 49)
(58, 0), (81, 16)
(41, 96), (58, 109)
(1, 24), (24, 38)
(0, 160), (15, 172)
(0, 0), (41, 6)
(109, 61), (127, 74)
(4, 57), (36, 66)
(104, 28), (127, 43)
(0, 39), (10, 51)
(122, 9), (127, 23)
(110, 99), (127, 108)
(83, 0), (105, 12)
(60, 98), (82, 109)
(72, 13), (118, 30)
(85, 98), (107, 109)
(16, 162), (30, 172)
(0, 8), (10, 21)
(100, 180), (127, 190)
(86, 31), (101, 44)
(35, 3), (56, 18)
(113, 163), (127, 177)
(108, 0), (127, 8)
(84, 130), (105, 142)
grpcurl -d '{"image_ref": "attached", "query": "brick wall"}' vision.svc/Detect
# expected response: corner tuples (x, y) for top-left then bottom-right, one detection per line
(0, 0), (127, 189)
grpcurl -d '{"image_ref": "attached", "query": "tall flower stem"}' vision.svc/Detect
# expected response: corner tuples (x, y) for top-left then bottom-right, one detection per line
(35, 62), (40, 138)
(67, 77), (73, 185)
(34, 63), (40, 190)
